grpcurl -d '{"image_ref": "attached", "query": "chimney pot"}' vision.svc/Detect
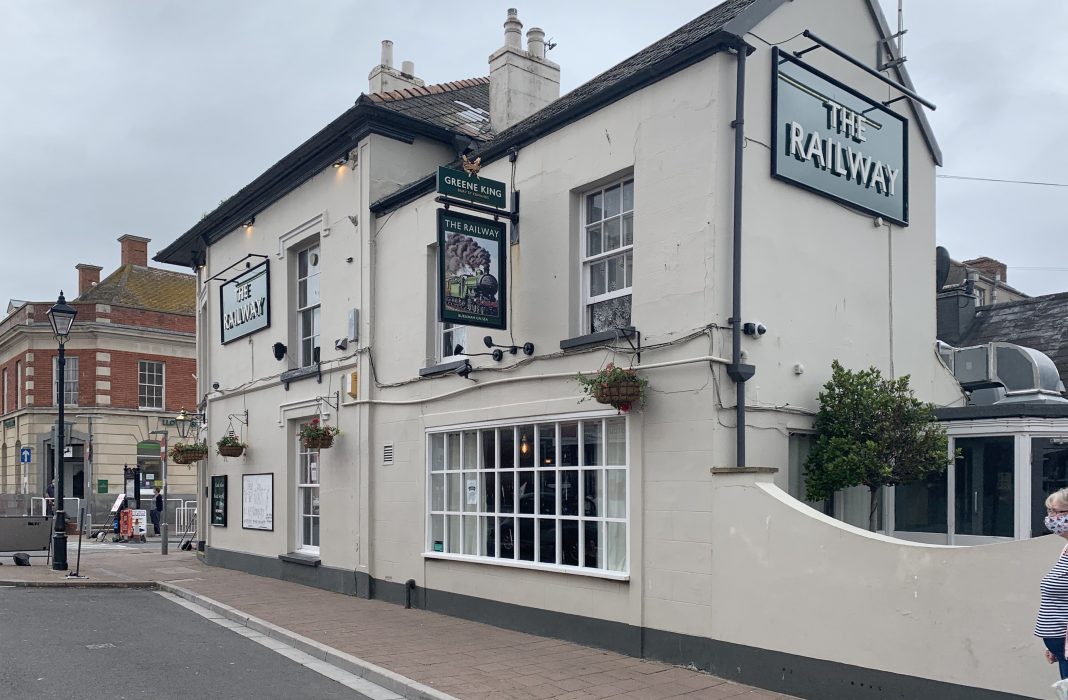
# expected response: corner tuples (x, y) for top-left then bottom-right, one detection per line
(527, 27), (545, 58)
(401, 60), (415, 76)
(381, 40), (394, 68)
(504, 8), (523, 49)
(117, 234), (150, 267)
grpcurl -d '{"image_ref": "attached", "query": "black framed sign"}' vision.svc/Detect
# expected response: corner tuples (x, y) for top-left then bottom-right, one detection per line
(210, 475), (227, 527)
(771, 47), (909, 225)
(437, 209), (507, 330)
(220, 261), (271, 344)
(241, 473), (274, 531)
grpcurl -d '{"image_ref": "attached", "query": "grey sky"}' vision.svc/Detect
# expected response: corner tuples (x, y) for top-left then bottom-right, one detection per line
(2, 1), (1065, 304)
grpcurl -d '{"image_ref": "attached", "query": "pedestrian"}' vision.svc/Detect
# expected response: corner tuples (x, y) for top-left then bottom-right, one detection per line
(1037, 487), (1068, 681)
(45, 481), (54, 516)
(150, 486), (163, 537)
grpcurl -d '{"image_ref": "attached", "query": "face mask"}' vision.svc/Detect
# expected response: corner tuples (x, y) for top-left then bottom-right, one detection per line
(1046, 514), (1068, 535)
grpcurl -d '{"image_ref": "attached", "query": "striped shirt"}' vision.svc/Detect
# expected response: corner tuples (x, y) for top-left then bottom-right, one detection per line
(1036, 548), (1068, 638)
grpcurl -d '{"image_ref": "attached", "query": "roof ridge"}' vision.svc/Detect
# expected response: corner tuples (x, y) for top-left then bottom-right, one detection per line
(369, 76), (489, 103)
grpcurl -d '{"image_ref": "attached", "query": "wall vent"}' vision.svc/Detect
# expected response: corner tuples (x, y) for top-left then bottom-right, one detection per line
(382, 443), (394, 466)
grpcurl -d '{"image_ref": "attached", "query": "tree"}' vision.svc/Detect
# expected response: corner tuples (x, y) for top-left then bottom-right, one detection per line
(804, 360), (951, 531)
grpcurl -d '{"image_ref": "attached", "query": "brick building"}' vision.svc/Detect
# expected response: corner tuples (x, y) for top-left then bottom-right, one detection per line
(0, 235), (196, 528)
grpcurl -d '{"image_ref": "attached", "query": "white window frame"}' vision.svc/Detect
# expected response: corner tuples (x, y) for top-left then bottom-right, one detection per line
(439, 321), (467, 363)
(296, 242), (321, 368)
(580, 178), (634, 334)
(137, 360), (165, 410)
(296, 439), (320, 554)
(425, 410), (629, 580)
(53, 355), (78, 407)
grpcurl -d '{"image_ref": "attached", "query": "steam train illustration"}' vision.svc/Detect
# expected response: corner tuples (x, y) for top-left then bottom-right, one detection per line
(445, 272), (499, 314)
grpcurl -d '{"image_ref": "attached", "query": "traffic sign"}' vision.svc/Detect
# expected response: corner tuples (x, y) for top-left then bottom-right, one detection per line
(20, 447), (31, 463)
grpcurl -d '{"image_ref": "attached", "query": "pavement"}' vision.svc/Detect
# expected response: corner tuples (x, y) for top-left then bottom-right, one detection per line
(0, 542), (800, 700)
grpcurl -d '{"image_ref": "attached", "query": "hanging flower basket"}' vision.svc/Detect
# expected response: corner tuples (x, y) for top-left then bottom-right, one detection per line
(216, 433), (247, 458)
(170, 442), (208, 464)
(575, 363), (649, 413)
(299, 418), (340, 450)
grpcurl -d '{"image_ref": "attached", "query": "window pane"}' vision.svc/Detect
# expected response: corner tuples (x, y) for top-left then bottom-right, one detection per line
(538, 518), (556, 564)
(447, 514), (461, 553)
(560, 422), (579, 467)
(481, 429), (496, 469)
(607, 254), (627, 292)
(499, 517), (516, 558)
(622, 180), (634, 212)
(894, 470), (947, 534)
(463, 515), (478, 555)
(306, 272), (320, 307)
(298, 249), (308, 278)
(604, 184), (620, 218)
(518, 470), (535, 514)
(605, 218), (621, 250)
(431, 514), (444, 552)
(584, 469), (601, 516)
(500, 429), (514, 469)
(462, 431), (478, 468)
(584, 520), (601, 568)
(537, 424), (556, 467)
(561, 520), (579, 566)
(431, 474), (444, 511)
(299, 279), (308, 308)
(447, 473), (461, 511)
(518, 425), (535, 468)
(463, 472), (478, 512)
(586, 192), (603, 224)
(589, 296), (632, 334)
(447, 433), (460, 471)
(606, 418), (626, 465)
(518, 518), (535, 561)
(606, 469), (626, 518)
(481, 516), (496, 557)
(622, 213), (633, 246)
(586, 224), (602, 257)
(583, 421), (602, 466)
(500, 471), (515, 513)
(606, 521), (626, 571)
(589, 261), (606, 297)
(481, 472), (495, 512)
(1032, 438), (1068, 538)
(625, 252), (633, 287)
(561, 470), (579, 516)
(539, 471), (556, 514)
(430, 434), (445, 471)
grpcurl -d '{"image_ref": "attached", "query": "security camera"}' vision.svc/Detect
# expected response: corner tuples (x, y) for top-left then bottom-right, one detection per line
(742, 322), (767, 337)
(334, 338), (348, 351)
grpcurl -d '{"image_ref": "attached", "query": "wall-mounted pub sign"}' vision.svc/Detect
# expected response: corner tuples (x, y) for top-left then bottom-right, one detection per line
(771, 47), (908, 225)
(219, 262), (270, 344)
(437, 209), (507, 330)
(437, 166), (507, 209)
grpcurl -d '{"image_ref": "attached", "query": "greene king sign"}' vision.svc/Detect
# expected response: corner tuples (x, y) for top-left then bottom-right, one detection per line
(771, 47), (908, 225)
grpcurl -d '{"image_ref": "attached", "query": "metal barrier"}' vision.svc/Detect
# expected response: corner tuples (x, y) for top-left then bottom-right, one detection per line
(175, 505), (197, 534)
(31, 497), (48, 516)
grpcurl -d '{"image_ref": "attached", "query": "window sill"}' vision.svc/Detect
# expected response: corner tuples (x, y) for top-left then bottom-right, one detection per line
(281, 364), (320, 388)
(278, 552), (321, 567)
(419, 360), (468, 378)
(422, 551), (629, 581)
(560, 327), (638, 352)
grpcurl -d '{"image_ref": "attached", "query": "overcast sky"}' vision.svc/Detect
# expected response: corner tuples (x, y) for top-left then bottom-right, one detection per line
(2, 1), (1065, 304)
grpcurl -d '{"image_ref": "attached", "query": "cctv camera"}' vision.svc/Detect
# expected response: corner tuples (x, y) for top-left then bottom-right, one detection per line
(334, 338), (348, 351)
(742, 322), (767, 338)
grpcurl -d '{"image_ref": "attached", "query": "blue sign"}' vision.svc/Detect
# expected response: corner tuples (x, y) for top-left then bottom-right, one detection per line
(20, 447), (31, 463)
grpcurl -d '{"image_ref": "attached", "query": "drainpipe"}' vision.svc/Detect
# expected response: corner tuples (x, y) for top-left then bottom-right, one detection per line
(725, 40), (755, 467)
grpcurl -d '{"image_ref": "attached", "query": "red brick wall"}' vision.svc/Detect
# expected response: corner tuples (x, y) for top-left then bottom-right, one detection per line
(104, 351), (196, 411)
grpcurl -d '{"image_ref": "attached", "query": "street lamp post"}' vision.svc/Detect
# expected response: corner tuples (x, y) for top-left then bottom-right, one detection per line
(172, 409), (202, 555)
(47, 291), (77, 572)
(148, 429), (169, 555)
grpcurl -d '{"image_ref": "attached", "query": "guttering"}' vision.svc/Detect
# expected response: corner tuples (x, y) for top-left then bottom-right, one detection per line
(724, 39), (756, 468)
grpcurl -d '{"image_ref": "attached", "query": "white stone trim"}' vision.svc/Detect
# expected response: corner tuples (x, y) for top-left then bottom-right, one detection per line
(277, 211), (330, 259)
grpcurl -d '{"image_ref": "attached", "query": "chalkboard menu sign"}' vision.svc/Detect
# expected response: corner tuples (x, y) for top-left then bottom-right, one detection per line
(242, 473), (274, 531)
(211, 475), (227, 527)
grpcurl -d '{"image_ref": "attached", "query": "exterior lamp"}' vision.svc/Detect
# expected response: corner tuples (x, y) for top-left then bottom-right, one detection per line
(47, 291), (77, 572)
(174, 408), (202, 440)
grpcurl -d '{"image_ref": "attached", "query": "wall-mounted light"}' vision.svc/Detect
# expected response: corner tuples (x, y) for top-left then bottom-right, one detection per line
(272, 342), (287, 361)
(483, 335), (535, 362)
(242, 217), (255, 230)
(332, 158), (346, 168)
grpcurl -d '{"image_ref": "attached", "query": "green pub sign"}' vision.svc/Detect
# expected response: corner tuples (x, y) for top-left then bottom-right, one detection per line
(211, 475), (228, 527)
(437, 166), (507, 209)
(437, 209), (507, 330)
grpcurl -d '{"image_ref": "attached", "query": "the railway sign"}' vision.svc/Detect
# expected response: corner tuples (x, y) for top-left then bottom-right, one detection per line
(437, 209), (507, 331)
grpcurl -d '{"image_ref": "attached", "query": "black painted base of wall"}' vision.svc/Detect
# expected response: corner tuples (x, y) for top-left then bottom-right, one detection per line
(203, 547), (1030, 700)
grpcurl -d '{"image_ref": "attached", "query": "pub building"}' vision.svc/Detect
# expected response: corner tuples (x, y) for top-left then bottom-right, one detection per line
(157, 2), (1053, 698)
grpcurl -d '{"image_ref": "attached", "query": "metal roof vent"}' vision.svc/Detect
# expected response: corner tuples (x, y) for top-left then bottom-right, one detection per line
(945, 342), (1067, 405)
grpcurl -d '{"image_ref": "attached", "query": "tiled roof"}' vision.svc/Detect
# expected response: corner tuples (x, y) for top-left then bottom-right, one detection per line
(960, 292), (1068, 390)
(76, 264), (195, 315)
(367, 77), (491, 140)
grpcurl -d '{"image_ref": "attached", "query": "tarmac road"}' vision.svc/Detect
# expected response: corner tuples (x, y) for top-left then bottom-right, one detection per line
(0, 587), (365, 699)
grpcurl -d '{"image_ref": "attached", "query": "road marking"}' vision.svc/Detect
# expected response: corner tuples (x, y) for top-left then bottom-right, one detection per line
(85, 643), (116, 649)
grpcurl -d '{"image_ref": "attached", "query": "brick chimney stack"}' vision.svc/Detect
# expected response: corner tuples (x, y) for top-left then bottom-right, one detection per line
(962, 257), (1008, 283)
(76, 263), (103, 297)
(118, 234), (150, 267)
(488, 8), (560, 133)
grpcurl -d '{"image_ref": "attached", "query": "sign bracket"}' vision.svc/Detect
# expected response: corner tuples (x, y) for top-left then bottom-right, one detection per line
(435, 192), (521, 245)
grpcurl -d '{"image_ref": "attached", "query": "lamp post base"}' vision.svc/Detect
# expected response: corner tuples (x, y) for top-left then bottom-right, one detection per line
(52, 532), (68, 571)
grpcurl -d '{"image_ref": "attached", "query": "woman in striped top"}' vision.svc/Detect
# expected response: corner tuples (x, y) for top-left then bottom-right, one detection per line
(1037, 487), (1068, 679)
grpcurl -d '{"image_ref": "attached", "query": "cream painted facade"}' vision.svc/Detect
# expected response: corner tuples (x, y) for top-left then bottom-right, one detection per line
(164, 1), (1052, 698)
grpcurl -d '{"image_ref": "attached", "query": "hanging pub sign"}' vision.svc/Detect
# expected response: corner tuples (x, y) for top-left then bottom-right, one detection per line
(219, 261), (270, 344)
(771, 47), (908, 226)
(437, 209), (507, 330)
(437, 165), (507, 209)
